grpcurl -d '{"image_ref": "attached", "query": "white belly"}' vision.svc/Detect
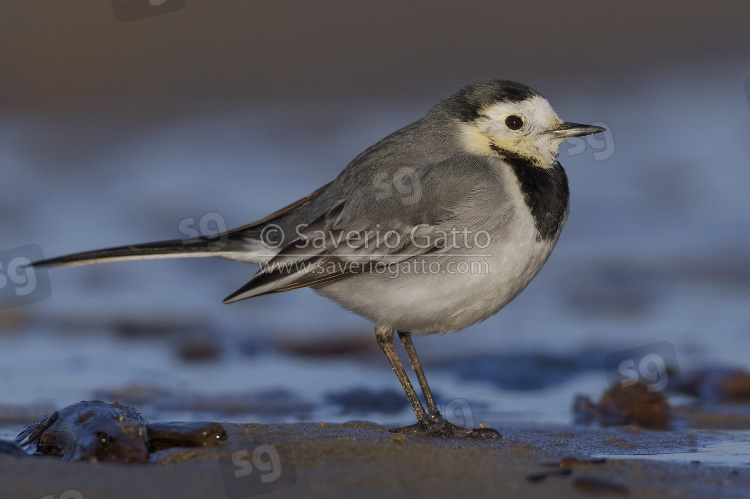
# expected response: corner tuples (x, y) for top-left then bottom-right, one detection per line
(315, 211), (560, 334)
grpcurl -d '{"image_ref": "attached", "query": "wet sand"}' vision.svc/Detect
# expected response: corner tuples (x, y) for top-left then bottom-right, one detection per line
(2, 420), (749, 499)
(3, 2), (750, 498)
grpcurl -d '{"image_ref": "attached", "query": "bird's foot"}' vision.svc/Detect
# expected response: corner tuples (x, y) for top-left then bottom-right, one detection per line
(389, 416), (501, 440)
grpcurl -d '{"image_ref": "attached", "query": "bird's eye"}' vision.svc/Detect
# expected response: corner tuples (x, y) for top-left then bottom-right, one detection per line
(505, 115), (524, 130)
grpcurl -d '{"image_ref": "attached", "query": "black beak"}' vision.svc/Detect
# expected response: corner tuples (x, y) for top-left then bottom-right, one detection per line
(551, 122), (606, 139)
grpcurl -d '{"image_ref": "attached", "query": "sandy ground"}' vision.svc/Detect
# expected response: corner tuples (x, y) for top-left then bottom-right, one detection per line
(2, 419), (749, 499)
(3, 2), (750, 498)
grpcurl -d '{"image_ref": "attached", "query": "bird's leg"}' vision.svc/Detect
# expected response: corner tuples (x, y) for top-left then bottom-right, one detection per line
(397, 331), (440, 418)
(375, 324), (500, 439)
(374, 324), (428, 423)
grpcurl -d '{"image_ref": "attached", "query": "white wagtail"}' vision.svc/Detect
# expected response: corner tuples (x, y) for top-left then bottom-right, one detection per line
(33, 80), (605, 438)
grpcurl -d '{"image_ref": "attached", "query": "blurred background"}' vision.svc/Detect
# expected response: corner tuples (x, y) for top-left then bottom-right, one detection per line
(1, 1), (749, 430)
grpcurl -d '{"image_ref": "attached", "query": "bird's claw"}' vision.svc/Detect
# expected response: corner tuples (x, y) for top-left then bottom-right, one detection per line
(389, 417), (501, 440)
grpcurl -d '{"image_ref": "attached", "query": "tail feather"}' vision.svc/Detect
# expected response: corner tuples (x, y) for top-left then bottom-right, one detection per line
(31, 182), (333, 270)
(30, 236), (251, 269)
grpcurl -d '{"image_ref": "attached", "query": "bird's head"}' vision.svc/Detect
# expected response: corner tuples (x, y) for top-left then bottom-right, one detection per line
(438, 80), (605, 167)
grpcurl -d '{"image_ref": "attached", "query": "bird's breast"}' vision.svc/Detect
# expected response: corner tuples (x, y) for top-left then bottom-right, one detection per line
(314, 154), (569, 333)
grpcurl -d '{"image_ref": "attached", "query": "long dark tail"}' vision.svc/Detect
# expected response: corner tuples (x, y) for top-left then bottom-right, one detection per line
(30, 235), (254, 269)
(31, 182), (333, 269)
